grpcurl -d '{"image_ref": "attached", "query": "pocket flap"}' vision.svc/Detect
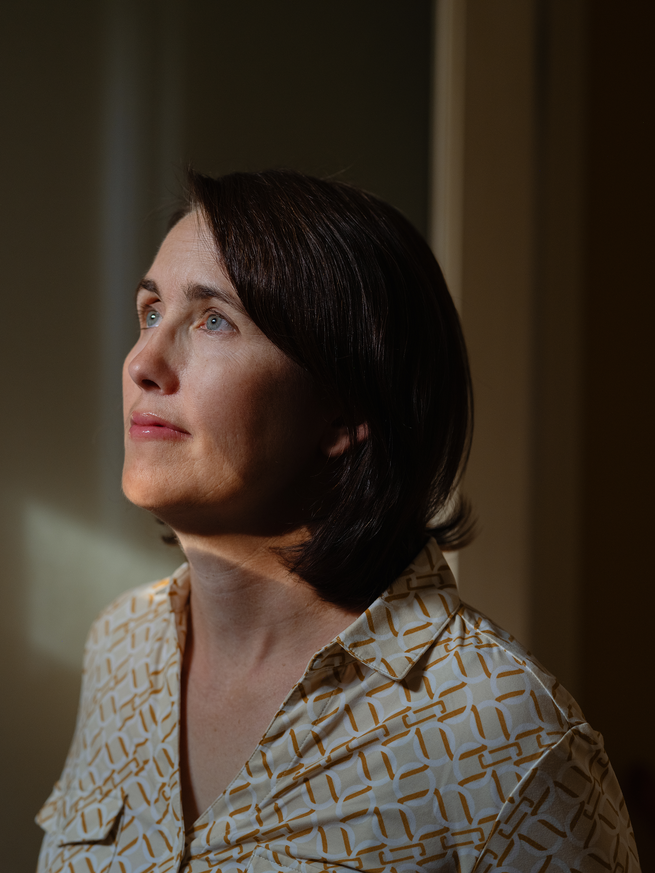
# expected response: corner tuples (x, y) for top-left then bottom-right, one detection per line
(36, 786), (124, 843)
(35, 781), (63, 835)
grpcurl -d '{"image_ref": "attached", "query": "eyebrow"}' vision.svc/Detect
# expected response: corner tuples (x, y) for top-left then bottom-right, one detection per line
(135, 277), (247, 315)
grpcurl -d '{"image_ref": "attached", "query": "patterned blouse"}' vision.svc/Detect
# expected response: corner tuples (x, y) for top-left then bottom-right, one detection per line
(36, 539), (639, 872)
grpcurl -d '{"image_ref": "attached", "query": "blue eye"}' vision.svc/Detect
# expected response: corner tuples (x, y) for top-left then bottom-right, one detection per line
(145, 310), (161, 328)
(206, 314), (229, 332)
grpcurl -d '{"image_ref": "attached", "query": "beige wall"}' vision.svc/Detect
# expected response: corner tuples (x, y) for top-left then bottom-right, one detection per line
(445, 0), (587, 692)
(454, 1), (540, 655)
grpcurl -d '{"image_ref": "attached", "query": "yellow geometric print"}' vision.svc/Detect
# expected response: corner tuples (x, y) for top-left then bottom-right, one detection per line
(36, 539), (640, 872)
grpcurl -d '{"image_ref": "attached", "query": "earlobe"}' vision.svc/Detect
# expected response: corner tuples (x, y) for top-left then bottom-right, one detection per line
(321, 419), (369, 458)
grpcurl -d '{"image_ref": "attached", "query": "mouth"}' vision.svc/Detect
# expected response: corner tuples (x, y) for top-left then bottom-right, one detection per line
(129, 412), (190, 442)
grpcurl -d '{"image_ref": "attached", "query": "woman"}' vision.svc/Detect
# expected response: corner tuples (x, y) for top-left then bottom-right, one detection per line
(36, 170), (639, 872)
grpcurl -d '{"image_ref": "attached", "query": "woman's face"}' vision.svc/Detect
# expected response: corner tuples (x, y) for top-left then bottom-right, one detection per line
(122, 212), (333, 538)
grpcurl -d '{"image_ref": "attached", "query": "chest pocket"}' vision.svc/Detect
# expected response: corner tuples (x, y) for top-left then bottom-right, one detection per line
(37, 784), (124, 872)
(247, 846), (352, 873)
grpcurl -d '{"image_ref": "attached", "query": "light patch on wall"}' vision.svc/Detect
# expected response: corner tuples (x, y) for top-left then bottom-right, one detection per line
(25, 500), (180, 671)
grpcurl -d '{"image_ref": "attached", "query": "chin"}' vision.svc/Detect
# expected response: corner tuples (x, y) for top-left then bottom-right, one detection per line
(122, 467), (175, 514)
(122, 467), (223, 536)
(122, 481), (191, 536)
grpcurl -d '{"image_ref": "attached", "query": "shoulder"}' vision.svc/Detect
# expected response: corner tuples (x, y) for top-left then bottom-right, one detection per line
(443, 600), (584, 727)
(86, 576), (173, 646)
(408, 599), (584, 815)
(474, 721), (640, 869)
(80, 562), (188, 682)
(419, 604), (639, 866)
(61, 564), (187, 767)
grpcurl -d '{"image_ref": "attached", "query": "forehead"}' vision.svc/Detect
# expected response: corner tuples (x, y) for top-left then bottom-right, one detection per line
(149, 211), (225, 286)
(139, 212), (255, 323)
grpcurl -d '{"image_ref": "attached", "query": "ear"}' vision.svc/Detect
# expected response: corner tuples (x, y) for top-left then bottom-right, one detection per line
(320, 417), (369, 458)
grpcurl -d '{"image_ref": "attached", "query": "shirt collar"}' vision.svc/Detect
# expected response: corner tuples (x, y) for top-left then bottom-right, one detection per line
(167, 562), (191, 652)
(335, 538), (461, 681)
(164, 538), (460, 682)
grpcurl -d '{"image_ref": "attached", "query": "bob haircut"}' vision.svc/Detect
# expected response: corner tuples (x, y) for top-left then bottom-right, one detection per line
(177, 169), (473, 610)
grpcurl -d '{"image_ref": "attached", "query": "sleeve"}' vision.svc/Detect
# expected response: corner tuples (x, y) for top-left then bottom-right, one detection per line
(34, 616), (115, 873)
(34, 661), (90, 873)
(472, 723), (641, 871)
(35, 781), (64, 873)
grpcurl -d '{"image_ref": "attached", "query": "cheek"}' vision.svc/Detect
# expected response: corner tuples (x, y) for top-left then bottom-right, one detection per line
(247, 377), (327, 467)
(198, 364), (325, 467)
(196, 374), (276, 452)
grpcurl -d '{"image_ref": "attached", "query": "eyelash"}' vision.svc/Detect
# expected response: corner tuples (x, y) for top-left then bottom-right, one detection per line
(202, 309), (233, 333)
(136, 302), (159, 328)
(136, 302), (233, 333)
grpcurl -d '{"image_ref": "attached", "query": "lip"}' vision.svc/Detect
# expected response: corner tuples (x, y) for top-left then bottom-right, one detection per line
(129, 412), (190, 442)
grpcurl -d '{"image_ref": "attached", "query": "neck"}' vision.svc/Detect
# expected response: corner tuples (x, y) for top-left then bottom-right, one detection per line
(176, 531), (360, 671)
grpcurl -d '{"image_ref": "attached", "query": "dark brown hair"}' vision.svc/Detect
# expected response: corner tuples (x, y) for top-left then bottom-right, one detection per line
(180, 168), (473, 609)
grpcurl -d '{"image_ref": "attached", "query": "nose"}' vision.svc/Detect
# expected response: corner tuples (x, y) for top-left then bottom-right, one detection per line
(125, 329), (180, 394)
